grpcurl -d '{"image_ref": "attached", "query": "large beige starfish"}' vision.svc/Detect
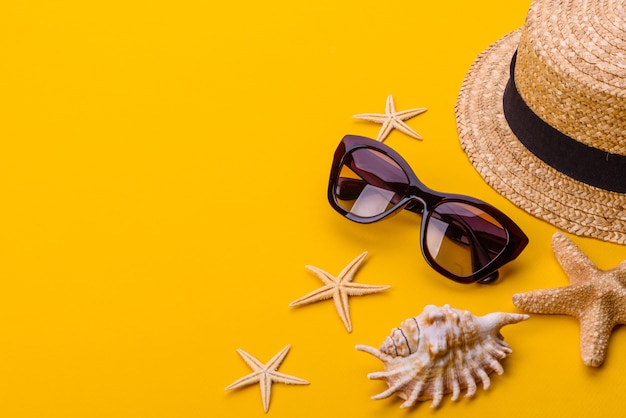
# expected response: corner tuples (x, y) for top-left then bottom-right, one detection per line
(353, 94), (427, 142)
(289, 251), (390, 332)
(224, 344), (309, 413)
(512, 232), (626, 367)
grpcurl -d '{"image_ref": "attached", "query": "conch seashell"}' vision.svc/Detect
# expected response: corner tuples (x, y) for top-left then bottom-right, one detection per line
(356, 304), (528, 408)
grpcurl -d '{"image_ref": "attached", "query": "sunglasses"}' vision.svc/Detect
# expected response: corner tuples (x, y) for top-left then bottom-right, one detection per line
(327, 135), (529, 284)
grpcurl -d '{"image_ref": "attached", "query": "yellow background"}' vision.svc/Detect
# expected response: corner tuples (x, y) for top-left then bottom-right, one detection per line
(2, 1), (626, 417)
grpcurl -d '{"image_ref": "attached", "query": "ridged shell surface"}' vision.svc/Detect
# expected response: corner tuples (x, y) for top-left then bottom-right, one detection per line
(356, 304), (528, 408)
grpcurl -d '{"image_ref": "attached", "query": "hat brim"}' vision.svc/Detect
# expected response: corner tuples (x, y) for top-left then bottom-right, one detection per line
(455, 30), (626, 244)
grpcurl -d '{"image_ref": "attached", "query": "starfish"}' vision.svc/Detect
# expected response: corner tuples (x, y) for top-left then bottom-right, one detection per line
(289, 251), (390, 332)
(512, 232), (626, 367)
(353, 94), (427, 142)
(224, 344), (309, 413)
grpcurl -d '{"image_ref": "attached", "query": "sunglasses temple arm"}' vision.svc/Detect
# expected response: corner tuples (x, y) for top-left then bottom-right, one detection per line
(477, 270), (499, 284)
(448, 215), (501, 284)
(468, 234), (500, 283)
(405, 201), (424, 214)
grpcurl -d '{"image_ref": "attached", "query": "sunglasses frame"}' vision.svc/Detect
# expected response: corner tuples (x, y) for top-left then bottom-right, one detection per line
(328, 135), (529, 284)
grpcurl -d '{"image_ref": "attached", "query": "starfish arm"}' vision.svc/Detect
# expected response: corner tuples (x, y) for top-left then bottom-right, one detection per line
(333, 289), (353, 332)
(304, 265), (338, 286)
(391, 119), (423, 140)
(265, 345), (292, 370)
(224, 371), (263, 391)
(611, 261), (626, 288)
(288, 284), (335, 307)
(385, 94), (396, 114)
(352, 113), (389, 123)
(552, 233), (600, 286)
(614, 271), (626, 323)
(268, 370), (310, 385)
(259, 373), (272, 413)
(394, 107), (427, 119)
(337, 251), (368, 283)
(512, 286), (589, 316)
(235, 348), (265, 371)
(578, 304), (616, 367)
(376, 119), (394, 142)
(342, 282), (391, 296)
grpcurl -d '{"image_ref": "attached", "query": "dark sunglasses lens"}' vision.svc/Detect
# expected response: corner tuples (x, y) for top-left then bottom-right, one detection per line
(424, 202), (508, 279)
(334, 148), (410, 219)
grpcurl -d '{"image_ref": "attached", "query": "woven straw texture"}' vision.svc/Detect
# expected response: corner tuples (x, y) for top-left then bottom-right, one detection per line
(516, 0), (626, 154)
(455, 0), (626, 244)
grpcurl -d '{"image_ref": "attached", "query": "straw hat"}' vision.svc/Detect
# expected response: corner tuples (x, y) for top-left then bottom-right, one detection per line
(455, 0), (626, 244)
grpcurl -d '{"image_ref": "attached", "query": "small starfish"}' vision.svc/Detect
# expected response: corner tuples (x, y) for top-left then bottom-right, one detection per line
(353, 94), (427, 142)
(289, 251), (390, 332)
(512, 232), (626, 367)
(224, 344), (309, 413)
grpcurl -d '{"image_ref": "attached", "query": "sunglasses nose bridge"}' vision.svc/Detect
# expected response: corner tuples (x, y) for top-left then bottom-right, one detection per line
(407, 184), (423, 199)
